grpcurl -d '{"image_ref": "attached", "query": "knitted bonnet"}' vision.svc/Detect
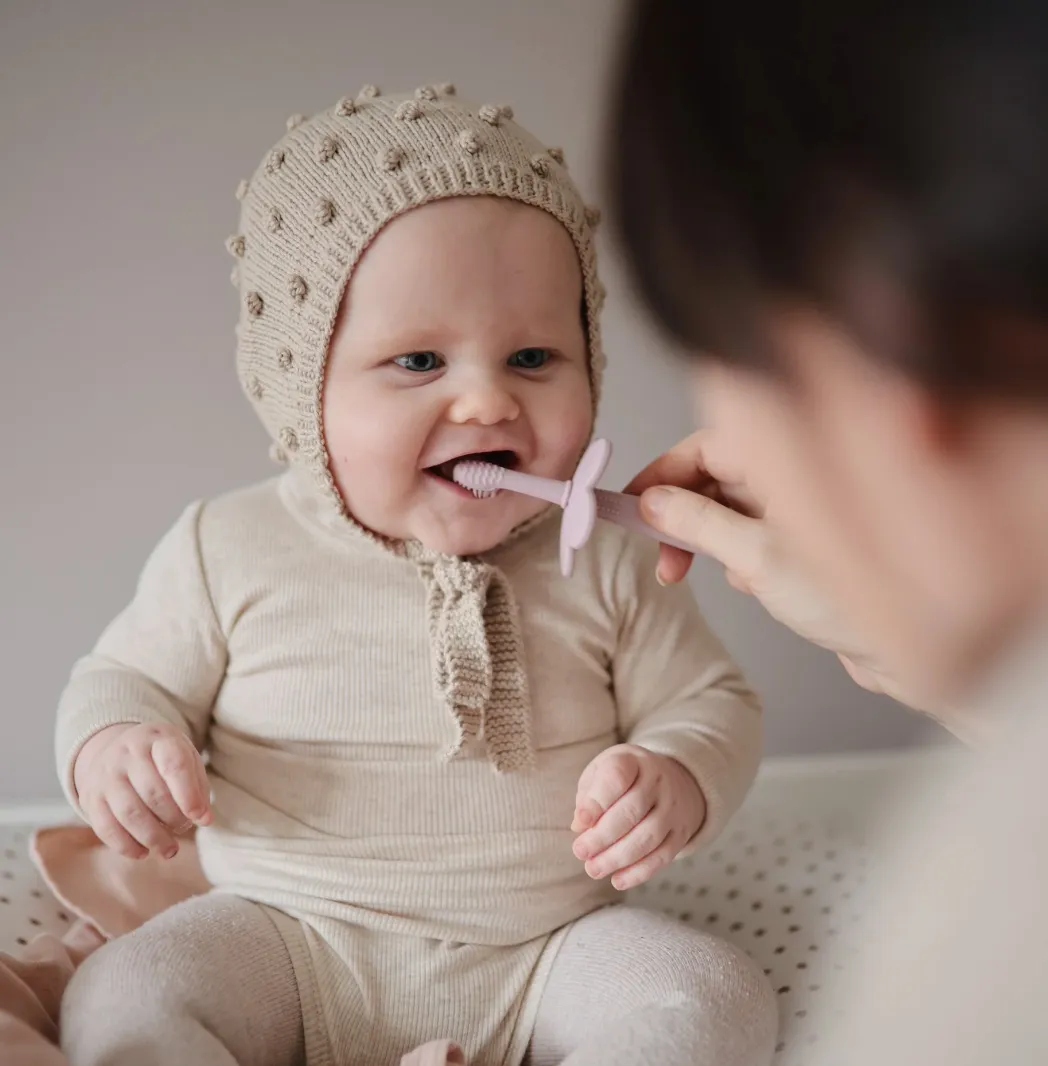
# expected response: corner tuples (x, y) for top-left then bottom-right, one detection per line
(227, 83), (607, 772)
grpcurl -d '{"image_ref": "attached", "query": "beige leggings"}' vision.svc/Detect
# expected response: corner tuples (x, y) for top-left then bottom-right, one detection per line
(60, 894), (777, 1066)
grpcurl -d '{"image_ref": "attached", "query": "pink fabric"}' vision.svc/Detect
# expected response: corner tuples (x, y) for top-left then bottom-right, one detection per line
(30, 825), (208, 940)
(26, 824), (469, 1063)
(0, 920), (106, 1065)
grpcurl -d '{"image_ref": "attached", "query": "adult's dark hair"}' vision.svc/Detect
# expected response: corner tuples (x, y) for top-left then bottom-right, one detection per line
(608, 0), (1048, 400)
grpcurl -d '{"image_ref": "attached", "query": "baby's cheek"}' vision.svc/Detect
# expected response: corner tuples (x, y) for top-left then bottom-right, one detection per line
(325, 435), (408, 537)
(542, 388), (594, 476)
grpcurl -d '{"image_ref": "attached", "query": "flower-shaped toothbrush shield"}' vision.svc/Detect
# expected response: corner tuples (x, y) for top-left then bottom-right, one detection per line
(558, 438), (610, 577)
(453, 438), (696, 577)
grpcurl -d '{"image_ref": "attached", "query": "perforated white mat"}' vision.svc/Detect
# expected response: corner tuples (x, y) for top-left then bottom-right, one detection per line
(0, 751), (943, 1064)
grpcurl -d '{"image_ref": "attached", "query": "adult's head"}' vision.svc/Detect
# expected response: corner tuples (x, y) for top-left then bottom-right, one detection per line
(609, 0), (1048, 699)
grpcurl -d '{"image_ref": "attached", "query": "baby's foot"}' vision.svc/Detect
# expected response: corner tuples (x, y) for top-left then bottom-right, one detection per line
(399, 1038), (466, 1066)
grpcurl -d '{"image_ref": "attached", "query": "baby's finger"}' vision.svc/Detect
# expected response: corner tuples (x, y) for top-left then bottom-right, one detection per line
(573, 782), (657, 862)
(610, 835), (680, 892)
(86, 795), (148, 859)
(151, 733), (211, 826)
(126, 758), (189, 832)
(573, 751), (641, 831)
(570, 799), (602, 834)
(106, 778), (178, 857)
(571, 759), (601, 832)
(583, 810), (671, 882)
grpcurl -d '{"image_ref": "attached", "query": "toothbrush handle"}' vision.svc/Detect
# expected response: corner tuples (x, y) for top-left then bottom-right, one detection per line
(498, 468), (569, 507)
(594, 490), (696, 554)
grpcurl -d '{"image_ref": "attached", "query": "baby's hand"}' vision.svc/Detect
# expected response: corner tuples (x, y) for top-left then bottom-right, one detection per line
(72, 722), (212, 860)
(571, 744), (706, 891)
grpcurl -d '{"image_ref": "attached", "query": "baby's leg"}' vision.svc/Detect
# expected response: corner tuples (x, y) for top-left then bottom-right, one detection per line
(60, 892), (304, 1066)
(528, 905), (777, 1066)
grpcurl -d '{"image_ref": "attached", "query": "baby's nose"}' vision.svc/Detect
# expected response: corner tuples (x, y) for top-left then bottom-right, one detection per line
(447, 382), (521, 426)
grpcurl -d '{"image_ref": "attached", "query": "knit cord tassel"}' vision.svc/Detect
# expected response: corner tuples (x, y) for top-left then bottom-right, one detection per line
(414, 553), (535, 773)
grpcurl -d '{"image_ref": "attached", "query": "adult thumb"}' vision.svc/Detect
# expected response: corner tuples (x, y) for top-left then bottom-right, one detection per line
(640, 486), (761, 577)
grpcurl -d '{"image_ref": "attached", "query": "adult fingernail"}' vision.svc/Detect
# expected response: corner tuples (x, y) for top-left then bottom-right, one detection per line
(163, 845), (178, 860)
(655, 569), (668, 587)
(641, 487), (673, 519)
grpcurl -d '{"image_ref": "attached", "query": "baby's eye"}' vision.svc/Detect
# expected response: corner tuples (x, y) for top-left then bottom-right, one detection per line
(394, 351), (443, 373)
(508, 347), (552, 370)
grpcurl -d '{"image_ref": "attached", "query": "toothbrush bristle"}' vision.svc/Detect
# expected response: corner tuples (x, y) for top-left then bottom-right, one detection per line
(452, 459), (506, 495)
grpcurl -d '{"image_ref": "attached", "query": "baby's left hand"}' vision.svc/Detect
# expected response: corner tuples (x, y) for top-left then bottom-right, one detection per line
(571, 744), (706, 891)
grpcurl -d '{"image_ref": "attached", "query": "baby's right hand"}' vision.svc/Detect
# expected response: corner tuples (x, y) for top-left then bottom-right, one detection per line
(72, 722), (211, 860)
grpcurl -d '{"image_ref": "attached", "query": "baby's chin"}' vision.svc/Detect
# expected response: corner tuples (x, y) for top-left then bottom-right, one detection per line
(411, 500), (549, 557)
(413, 518), (523, 557)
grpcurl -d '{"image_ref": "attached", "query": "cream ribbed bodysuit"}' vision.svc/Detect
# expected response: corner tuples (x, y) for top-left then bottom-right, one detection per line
(55, 468), (762, 1064)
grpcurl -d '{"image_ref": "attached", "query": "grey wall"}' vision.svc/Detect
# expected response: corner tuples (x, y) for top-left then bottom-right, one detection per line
(0, 0), (935, 804)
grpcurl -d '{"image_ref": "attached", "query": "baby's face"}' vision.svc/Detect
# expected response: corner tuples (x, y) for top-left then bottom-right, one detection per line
(322, 197), (593, 555)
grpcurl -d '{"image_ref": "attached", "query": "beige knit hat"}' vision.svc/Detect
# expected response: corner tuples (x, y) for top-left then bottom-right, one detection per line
(227, 82), (606, 517)
(225, 84), (607, 774)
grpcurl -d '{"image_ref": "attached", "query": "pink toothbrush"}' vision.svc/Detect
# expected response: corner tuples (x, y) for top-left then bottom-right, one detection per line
(453, 438), (695, 577)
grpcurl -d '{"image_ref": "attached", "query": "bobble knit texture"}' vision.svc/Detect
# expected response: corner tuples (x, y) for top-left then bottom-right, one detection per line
(227, 84), (605, 501)
(225, 85), (606, 773)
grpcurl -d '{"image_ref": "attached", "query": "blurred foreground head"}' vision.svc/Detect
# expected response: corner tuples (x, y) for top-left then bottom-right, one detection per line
(608, 1), (1048, 702)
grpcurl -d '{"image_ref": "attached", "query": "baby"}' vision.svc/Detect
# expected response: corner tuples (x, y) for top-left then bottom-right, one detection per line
(54, 84), (776, 1066)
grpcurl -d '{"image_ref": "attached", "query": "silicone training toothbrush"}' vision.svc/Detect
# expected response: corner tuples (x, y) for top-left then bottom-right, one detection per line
(453, 437), (696, 577)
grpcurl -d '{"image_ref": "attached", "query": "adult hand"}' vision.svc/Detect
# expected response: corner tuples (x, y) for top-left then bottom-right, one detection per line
(625, 430), (874, 665)
(626, 431), (974, 733)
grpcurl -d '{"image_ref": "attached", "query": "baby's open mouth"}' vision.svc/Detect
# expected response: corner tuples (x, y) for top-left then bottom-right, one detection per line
(426, 450), (518, 484)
